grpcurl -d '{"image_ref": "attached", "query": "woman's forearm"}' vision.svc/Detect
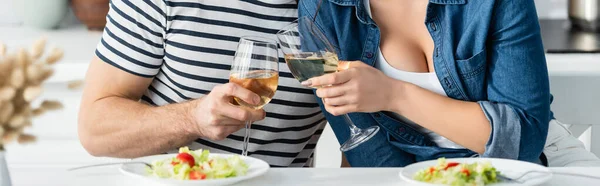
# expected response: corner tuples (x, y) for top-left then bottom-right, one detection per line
(389, 81), (490, 154)
(78, 96), (199, 158)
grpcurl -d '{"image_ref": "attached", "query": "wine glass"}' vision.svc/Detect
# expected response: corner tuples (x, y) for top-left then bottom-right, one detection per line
(230, 36), (279, 156)
(276, 16), (380, 152)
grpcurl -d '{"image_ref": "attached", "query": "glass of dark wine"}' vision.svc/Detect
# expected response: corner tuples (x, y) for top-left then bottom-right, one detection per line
(230, 36), (279, 156)
(276, 16), (380, 152)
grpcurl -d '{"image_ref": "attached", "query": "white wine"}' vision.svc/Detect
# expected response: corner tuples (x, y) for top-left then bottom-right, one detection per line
(229, 70), (278, 109)
(284, 52), (341, 82)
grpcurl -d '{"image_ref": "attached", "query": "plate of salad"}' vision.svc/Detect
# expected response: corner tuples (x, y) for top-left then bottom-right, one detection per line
(119, 147), (269, 186)
(400, 158), (552, 186)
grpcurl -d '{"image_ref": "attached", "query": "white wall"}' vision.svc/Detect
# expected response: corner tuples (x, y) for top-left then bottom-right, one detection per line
(0, 0), (80, 27)
(0, 0), (20, 25)
(535, 0), (568, 19)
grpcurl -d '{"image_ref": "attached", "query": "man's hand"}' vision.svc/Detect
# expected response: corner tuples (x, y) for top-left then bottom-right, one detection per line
(78, 58), (265, 158)
(188, 83), (266, 140)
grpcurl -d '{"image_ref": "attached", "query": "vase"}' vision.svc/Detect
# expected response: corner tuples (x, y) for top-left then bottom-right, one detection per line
(18, 0), (69, 29)
(0, 149), (11, 186)
(71, 0), (110, 31)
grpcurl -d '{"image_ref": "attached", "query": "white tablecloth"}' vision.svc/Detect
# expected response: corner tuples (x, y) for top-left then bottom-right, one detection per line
(8, 166), (600, 186)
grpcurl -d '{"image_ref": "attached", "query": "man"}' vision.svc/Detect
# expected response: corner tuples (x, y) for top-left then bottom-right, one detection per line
(78, 0), (325, 167)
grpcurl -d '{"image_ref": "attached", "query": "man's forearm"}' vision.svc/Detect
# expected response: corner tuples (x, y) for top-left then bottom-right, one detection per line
(78, 96), (199, 158)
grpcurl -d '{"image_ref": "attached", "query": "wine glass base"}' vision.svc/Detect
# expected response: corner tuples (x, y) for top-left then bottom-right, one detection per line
(340, 126), (380, 152)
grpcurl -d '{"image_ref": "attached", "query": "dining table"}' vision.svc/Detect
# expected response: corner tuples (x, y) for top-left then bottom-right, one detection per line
(8, 165), (600, 186)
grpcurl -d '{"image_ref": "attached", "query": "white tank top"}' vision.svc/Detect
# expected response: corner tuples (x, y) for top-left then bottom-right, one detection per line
(365, 0), (465, 149)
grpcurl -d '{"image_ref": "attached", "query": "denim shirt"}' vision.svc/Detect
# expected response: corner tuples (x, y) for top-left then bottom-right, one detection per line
(298, 0), (551, 166)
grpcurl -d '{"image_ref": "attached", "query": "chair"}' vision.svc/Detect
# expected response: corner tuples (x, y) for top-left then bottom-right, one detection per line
(549, 76), (600, 157)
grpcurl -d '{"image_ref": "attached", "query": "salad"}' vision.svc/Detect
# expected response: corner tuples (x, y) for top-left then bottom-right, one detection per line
(413, 158), (500, 186)
(147, 147), (249, 180)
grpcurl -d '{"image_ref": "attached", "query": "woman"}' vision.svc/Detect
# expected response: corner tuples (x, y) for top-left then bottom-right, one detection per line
(297, 0), (556, 166)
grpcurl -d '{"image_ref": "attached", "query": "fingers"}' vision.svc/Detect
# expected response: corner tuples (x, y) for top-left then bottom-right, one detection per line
(202, 115), (252, 141)
(322, 95), (353, 106)
(207, 117), (245, 126)
(205, 125), (245, 140)
(324, 104), (355, 116)
(301, 69), (353, 87)
(347, 61), (368, 68)
(215, 83), (260, 105)
(218, 103), (266, 122)
(221, 125), (245, 136)
(316, 85), (347, 98)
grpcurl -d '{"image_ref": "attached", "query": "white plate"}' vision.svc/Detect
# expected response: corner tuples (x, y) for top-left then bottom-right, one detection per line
(119, 153), (270, 186)
(399, 158), (552, 186)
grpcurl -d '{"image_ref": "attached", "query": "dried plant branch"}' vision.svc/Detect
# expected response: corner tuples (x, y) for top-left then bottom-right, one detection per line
(31, 108), (45, 117)
(17, 134), (36, 144)
(0, 87), (16, 101)
(0, 102), (14, 124)
(31, 38), (46, 60)
(40, 100), (63, 110)
(23, 86), (43, 102)
(9, 67), (25, 88)
(45, 48), (63, 65)
(67, 80), (84, 90)
(0, 37), (63, 148)
(17, 48), (30, 67)
(0, 42), (6, 57)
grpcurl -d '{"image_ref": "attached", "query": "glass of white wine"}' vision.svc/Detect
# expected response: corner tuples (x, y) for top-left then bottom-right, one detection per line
(276, 16), (380, 152)
(230, 36), (279, 156)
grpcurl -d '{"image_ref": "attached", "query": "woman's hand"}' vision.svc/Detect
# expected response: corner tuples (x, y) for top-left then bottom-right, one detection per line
(301, 62), (402, 116)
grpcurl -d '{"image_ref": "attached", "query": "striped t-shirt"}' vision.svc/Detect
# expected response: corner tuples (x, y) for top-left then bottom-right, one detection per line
(95, 0), (326, 167)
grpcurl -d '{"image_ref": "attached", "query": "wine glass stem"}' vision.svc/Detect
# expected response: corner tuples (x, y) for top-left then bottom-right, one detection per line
(242, 120), (251, 156)
(342, 114), (360, 136)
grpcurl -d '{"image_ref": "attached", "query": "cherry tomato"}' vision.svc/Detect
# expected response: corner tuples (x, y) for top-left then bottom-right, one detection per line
(176, 153), (195, 167)
(461, 168), (471, 177)
(189, 171), (207, 180)
(428, 167), (436, 174)
(444, 162), (460, 170)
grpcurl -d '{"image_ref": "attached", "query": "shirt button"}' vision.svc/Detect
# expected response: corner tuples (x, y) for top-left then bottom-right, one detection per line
(366, 52), (374, 59)
(444, 78), (452, 88)
(435, 48), (439, 57)
(373, 113), (381, 117)
(398, 127), (405, 133)
(430, 22), (437, 31)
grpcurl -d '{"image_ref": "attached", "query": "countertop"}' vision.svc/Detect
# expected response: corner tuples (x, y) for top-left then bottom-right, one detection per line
(9, 166), (600, 186)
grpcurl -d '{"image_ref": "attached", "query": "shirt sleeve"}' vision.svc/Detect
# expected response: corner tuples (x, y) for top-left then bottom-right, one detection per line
(480, 0), (550, 163)
(95, 0), (166, 78)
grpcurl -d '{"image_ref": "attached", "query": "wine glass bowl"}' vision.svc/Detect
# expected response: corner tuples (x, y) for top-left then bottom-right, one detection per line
(229, 70), (278, 109)
(277, 18), (341, 83)
(277, 16), (380, 152)
(229, 36), (279, 156)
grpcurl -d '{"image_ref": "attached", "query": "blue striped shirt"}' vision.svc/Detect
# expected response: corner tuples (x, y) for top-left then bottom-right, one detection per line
(95, 0), (325, 167)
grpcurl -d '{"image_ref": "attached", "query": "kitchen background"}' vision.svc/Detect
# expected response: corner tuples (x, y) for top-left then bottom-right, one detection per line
(0, 0), (578, 25)
(0, 0), (599, 178)
(537, 0), (570, 19)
